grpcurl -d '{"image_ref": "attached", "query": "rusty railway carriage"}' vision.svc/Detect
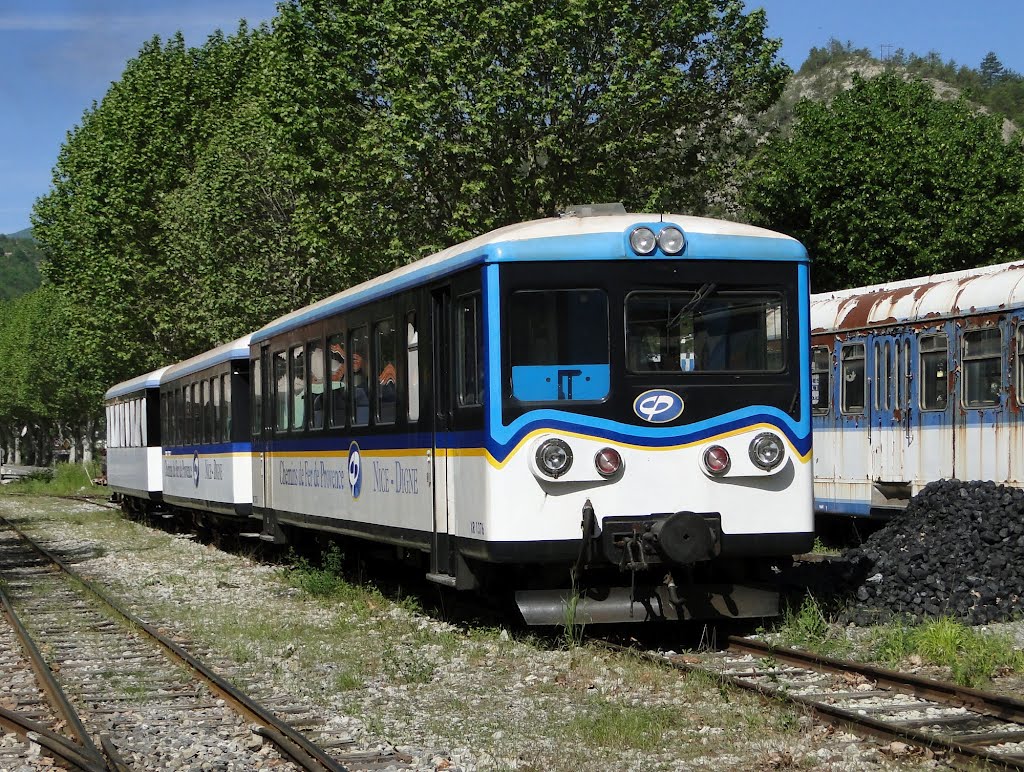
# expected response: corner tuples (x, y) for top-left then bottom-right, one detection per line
(245, 208), (814, 624)
(104, 367), (170, 508)
(811, 260), (1024, 520)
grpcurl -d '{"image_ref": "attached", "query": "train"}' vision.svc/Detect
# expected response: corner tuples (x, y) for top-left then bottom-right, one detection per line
(105, 206), (815, 625)
(811, 260), (1024, 520)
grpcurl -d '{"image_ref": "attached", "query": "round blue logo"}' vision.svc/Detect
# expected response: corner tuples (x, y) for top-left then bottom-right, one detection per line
(633, 389), (685, 424)
(347, 441), (362, 499)
(192, 451), (201, 488)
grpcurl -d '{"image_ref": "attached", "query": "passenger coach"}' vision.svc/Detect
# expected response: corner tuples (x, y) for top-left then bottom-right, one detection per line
(104, 367), (169, 509)
(158, 336), (253, 526)
(246, 207), (814, 623)
(811, 261), (1024, 519)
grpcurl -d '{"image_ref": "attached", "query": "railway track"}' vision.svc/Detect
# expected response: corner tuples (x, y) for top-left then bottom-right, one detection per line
(0, 512), (411, 771)
(603, 635), (1024, 770)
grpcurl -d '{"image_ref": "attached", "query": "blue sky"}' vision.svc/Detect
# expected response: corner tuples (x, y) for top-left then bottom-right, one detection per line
(2, 0), (1023, 236)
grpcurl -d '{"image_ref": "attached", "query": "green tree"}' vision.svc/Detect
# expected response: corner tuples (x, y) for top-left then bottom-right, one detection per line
(980, 51), (1005, 86)
(742, 73), (1024, 291)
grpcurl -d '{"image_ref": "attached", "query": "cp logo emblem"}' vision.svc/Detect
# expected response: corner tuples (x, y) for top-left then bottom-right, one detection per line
(633, 389), (685, 424)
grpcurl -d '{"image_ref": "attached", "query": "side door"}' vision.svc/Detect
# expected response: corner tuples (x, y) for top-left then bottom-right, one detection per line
(430, 286), (454, 576)
(837, 339), (871, 511)
(260, 345), (277, 514)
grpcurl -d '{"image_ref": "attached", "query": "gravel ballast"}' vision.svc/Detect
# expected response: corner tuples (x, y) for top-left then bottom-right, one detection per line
(0, 495), (943, 770)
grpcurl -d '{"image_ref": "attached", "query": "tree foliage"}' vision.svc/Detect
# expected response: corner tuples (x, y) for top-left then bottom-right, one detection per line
(31, 0), (788, 400)
(743, 73), (1024, 291)
(0, 236), (42, 301)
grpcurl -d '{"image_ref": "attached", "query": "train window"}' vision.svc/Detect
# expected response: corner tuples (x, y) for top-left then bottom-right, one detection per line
(510, 289), (608, 401)
(274, 350), (288, 432)
(457, 295), (482, 407)
(374, 319), (398, 423)
(407, 312), (420, 422)
(811, 346), (830, 415)
(308, 340), (324, 430)
(626, 290), (784, 374)
(896, 342), (904, 409)
(919, 334), (948, 411)
(1018, 326), (1024, 406)
(840, 344), (866, 414)
(175, 387), (183, 442)
(962, 328), (1002, 408)
(201, 380), (211, 444)
(140, 398), (148, 447)
(328, 334), (348, 428)
(290, 345), (306, 430)
(873, 342), (886, 411)
(251, 358), (261, 437)
(184, 386), (193, 444)
(222, 374), (231, 440)
(350, 327), (370, 426)
(212, 377), (221, 443)
(192, 383), (201, 445)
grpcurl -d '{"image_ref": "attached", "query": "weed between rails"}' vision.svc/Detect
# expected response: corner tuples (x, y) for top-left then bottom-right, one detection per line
(772, 594), (1024, 687)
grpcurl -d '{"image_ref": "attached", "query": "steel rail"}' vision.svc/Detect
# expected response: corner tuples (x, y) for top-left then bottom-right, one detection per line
(727, 635), (1024, 724)
(0, 514), (347, 772)
(0, 581), (106, 767)
(0, 706), (106, 772)
(600, 639), (1024, 771)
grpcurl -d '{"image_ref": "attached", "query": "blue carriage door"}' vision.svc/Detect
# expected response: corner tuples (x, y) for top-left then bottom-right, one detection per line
(838, 340), (870, 501)
(430, 286), (454, 576)
(957, 322), (1008, 484)
(869, 333), (914, 499)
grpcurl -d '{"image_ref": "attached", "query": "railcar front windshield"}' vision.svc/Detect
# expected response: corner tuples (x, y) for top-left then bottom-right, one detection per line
(626, 289), (785, 373)
(509, 289), (610, 401)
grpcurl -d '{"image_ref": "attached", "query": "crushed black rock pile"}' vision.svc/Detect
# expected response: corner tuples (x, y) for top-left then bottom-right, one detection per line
(839, 479), (1024, 626)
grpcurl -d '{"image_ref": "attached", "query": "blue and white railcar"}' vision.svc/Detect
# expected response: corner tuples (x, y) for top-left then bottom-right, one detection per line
(811, 261), (1024, 519)
(246, 208), (813, 624)
(159, 336), (253, 522)
(104, 367), (169, 510)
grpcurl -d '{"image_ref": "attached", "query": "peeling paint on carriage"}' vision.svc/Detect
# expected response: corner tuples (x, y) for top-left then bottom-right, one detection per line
(811, 260), (1024, 519)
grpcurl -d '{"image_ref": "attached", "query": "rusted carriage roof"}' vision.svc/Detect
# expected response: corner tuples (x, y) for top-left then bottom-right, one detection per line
(810, 261), (1024, 333)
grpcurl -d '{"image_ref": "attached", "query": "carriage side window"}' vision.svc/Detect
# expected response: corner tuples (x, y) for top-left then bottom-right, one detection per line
(184, 386), (193, 444)
(962, 328), (1002, 408)
(193, 383), (202, 444)
(308, 340), (324, 430)
(457, 294), (482, 407)
(1018, 326), (1024, 406)
(140, 397), (147, 446)
(407, 312), (420, 422)
(212, 377), (221, 443)
(202, 379), (211, 443)
(175, 388), (184, 445)
(290, 345), (306, 431)
(840, 343), (865, 414)
(919, 334), (948, 411)
(222, 373), (231, 440)
(811, 346), (830, 415)
(251, 358), (261, 437)
(328, 334), (348, 428)
(373, 319), (398, 424)
(274, 350), (288, 432)
(350, 327), (370, 426)
(510, 289), (608, 401)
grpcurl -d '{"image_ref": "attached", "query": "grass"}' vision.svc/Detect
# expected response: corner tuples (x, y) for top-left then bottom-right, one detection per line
(774, 594), (852, 658)
(1, 461), (105, 496)
(869, 617), (1024, 687)
(565, 700), (687, 752)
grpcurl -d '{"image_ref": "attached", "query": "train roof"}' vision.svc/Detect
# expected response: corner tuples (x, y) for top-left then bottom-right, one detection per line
(161, 335), (253, 384)
(104, 366), (171, 401)
(810, 260), (1024, 333)
(252, 212), (807, 343)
